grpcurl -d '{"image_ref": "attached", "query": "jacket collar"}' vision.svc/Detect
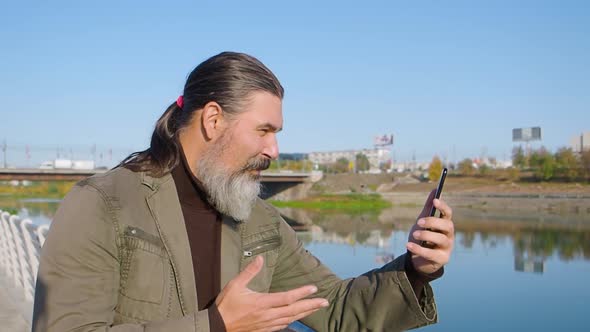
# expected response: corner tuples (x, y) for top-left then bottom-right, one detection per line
(140, 171), (166, 191)
(142, 171), (197, 315)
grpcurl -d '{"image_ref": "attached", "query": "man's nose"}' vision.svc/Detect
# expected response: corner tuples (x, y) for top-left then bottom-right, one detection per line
(263, 134), (279, 160)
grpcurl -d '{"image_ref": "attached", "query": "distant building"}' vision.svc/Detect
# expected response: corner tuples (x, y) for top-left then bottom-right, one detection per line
(308, 147), (391, 171)
(391, 161), (429, 172)
(495, 159), (513, 169)
(570, 132), (590, 153)
(278, 153), (307, 161)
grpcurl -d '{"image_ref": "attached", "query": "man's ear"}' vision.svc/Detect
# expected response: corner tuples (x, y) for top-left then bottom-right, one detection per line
(200, 101), (226, 140)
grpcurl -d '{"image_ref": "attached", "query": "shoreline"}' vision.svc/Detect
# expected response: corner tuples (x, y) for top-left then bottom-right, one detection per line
(382, 191), (590, 216)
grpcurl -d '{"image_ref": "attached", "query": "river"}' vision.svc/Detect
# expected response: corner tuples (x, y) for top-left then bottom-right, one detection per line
(2, 197), (589, 331)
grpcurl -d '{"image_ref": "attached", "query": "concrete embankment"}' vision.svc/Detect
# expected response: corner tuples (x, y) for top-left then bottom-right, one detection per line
(383, 191), (590, 213)
(277, 172), (590, 228)
(381, 191), (590, 227)
(277, 191), (590, 234)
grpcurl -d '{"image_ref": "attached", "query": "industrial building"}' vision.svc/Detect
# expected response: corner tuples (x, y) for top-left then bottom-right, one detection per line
(308, 147), (391, 171)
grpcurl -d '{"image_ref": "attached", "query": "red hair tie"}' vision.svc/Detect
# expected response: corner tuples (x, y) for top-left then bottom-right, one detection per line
(176, 95), (184, 108)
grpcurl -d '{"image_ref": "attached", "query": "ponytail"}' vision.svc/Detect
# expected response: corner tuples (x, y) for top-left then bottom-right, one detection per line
(119, 102), (184, 177)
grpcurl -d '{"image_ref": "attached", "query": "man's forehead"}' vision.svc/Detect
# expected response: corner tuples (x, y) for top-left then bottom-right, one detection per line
(239, 92), (283, 127)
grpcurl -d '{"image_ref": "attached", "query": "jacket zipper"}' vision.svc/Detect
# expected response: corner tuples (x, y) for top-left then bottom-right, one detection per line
(243, 237), (281, 257)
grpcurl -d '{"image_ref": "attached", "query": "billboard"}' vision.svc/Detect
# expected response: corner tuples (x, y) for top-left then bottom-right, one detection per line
(512, 127), (541, 142)
(374, 134), (393, 146)
(570, 132), (590, 153)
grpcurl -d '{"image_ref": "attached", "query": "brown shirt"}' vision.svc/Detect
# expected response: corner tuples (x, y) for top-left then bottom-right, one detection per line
(171, 153), (225, 331)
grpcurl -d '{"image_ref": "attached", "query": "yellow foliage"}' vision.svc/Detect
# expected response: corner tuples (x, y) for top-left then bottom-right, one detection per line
(0, 181), (75, 198)
(428, 156), (443, 182)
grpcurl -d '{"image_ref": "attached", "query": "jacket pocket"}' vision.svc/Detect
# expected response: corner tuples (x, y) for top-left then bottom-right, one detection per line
(242, 227), (281, 268)
(243, 236), (281, 258)
(118, 226), (171, 320)
(123, 248), (165, 304)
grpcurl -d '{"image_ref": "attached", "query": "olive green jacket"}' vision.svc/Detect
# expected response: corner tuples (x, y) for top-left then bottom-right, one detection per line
(33, 167), (438, 332)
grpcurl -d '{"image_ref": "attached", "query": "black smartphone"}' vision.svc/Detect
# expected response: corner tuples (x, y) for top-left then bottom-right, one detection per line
(429, 167), (448, 217)
(421, 167), (448, 248)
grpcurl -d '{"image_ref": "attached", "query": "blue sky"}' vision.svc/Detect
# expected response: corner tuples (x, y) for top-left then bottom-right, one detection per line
(1, 0), (589, 166)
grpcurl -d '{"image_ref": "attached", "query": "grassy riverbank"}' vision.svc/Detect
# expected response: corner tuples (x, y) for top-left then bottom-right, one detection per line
(0, 181), (75, 199)
(270, 193), (392, 214)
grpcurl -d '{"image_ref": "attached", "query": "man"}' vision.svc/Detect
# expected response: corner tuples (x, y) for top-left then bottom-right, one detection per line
(33, 52), (454, 332)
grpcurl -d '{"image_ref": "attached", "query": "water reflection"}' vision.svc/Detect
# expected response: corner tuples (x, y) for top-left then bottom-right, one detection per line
(2, 197), (589, 265)
(280, 206), (590, 272)
(514, 256), (544, 274)
(455, 225), (590, 267)
(0, 197), (60, 225)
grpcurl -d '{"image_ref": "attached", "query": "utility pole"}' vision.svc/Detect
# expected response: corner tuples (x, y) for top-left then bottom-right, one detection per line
(2, 139), (6, 168)
(25, 145), (30, 167)
(91, 144), (97, 163)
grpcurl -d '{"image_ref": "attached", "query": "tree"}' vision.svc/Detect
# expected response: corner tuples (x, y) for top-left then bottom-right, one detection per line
(300, 159), (313, 172)
(554, 148), (580, 181)
(269, 160), (280, 171)
(581, 150), (590, 181)
(540, 158), (556, 181)
(379, 159), (392, 173)
(529, 147), (555, 181)
(332, 157), (350, 173)
(512, 146), (526, 168)
(355, 153), (370, 172)
(506, 167), (521, 181)
(457, 158), (475, 176)
(479, 164), (491, 176)
(428, 156), (443, 182)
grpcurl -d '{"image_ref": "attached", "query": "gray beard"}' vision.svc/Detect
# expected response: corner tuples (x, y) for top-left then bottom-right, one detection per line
(194, 133), (262, 222)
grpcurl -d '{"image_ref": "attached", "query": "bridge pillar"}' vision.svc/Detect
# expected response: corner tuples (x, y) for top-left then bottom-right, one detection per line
(261, 181), (314, 201)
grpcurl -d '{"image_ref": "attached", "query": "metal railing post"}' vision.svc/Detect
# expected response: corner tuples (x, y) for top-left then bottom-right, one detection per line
(0, 210), (48, 303)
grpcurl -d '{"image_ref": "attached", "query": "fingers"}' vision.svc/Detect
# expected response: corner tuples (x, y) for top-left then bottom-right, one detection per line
(290, 306), (324, 323)
(267, 298), (328, 320)
(417, 216), (455, 237)
(433, 198), (453, 220)
(261, 298), (329, 329)
(406, 242), (450, 265)
(260, 284), (319, 308)
(265, 307), (323, 331)
(218, 256), (328, 332)
(411, 229), (452, 249)
(232, 255), (264, 287)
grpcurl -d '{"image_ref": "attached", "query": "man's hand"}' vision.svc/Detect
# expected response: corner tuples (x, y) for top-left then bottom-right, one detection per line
(406, 189), (455, 275)
(216, 255), (329, 332)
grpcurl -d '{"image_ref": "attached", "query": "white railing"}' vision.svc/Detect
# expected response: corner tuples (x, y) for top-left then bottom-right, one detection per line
(0, 210), (49, 303)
